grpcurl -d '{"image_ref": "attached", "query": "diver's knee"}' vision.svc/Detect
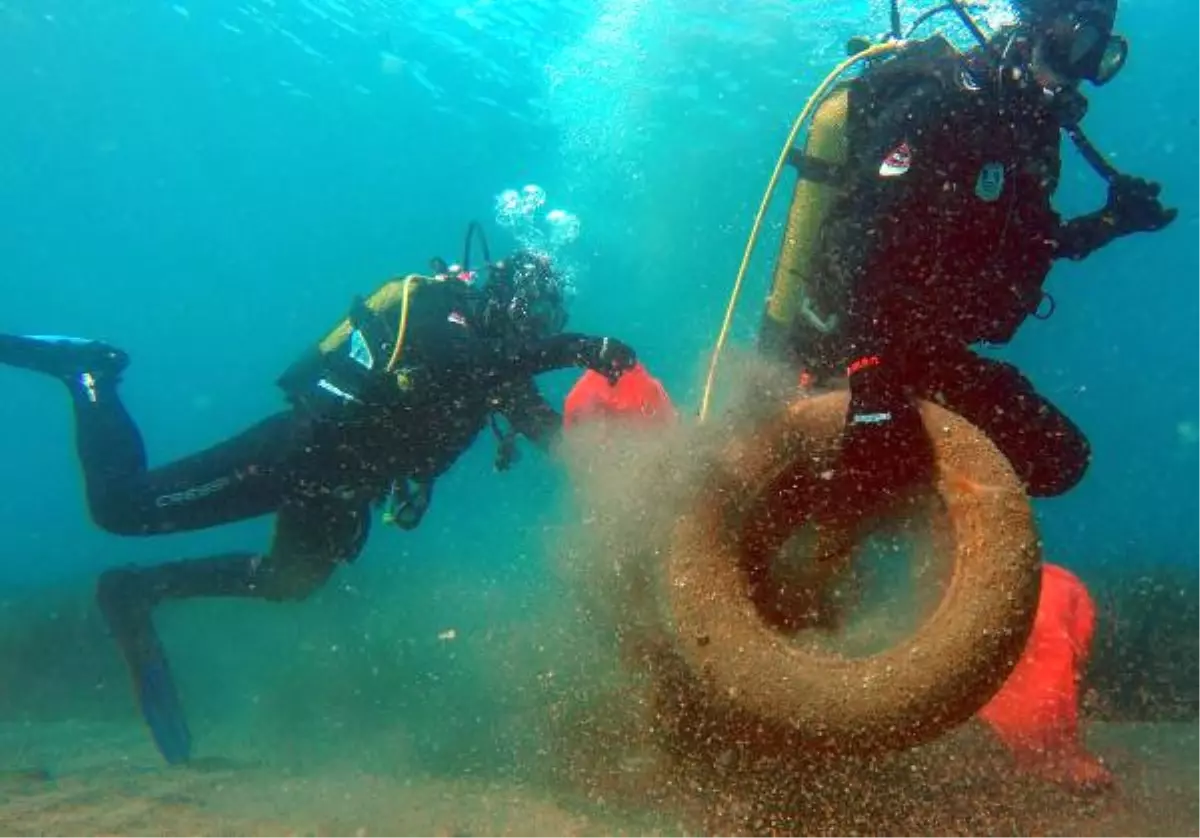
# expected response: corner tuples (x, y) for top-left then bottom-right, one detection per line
(96, 564), (156, 637)
(88, 492), (147, 537)
(1024, 433), (1092, 498)
(97, 565), (139, 608)
(97, 566), (122, 595)
(258, 577), (325, 602)
(253, 561), (333, 602)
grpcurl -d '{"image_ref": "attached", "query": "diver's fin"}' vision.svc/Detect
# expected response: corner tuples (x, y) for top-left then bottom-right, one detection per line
(0, 334), (128, 380)
(97, 567), (192, 765)
(136, 655), (192, 765)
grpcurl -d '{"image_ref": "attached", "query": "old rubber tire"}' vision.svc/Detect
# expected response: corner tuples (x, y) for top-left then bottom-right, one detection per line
(665, 390), (1042, 755)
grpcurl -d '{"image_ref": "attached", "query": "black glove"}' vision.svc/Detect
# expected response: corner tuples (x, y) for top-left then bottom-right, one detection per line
(1056, 174), (1177, 261)
(837, 355), (932, 510)
(1105, 175), (1177, 235)
(576, 336), (637, 384)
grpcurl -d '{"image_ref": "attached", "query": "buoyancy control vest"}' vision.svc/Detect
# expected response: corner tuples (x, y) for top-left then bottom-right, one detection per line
(763, 35), (1060, 373)
(277, 274), (451, 416)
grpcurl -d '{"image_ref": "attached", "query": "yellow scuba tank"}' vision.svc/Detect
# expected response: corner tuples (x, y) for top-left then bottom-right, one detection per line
(317, 275), (421, 372)
(698, 39), (907, 422)
(278, 275), (427, 413)
(763, 84), (851, 341)
(317, 258), (482, 374)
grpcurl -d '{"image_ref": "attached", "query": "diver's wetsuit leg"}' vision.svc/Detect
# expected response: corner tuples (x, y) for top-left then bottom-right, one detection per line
(1, 333), (304, 532)
(101, 493), (372, 606)
(906, 349), (1092, 497)
(65, 369), (149, 500)
(0, 334), (301, 534)
(96, 493), (371, 764)
(72, 376), (306, 535)
(82, 405), (309, 535)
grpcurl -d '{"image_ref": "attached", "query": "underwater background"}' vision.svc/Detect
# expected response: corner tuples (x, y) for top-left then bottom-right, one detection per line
(0, 0), (1195, 834)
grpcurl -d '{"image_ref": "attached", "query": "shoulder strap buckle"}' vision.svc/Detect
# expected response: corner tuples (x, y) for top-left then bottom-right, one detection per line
(786, 148), (846, 185)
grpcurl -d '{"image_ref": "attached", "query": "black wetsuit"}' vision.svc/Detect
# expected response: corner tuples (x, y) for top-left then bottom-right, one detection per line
(775, 37), (1131, 497)
(79, 277), (599, 603)
(0, 272), (632, 765)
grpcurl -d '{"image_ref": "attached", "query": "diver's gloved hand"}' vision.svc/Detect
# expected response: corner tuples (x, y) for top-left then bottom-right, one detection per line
(838, 354), (932, 509)
(577, 336), (637, 384)
(1105, 175), (1177, 235)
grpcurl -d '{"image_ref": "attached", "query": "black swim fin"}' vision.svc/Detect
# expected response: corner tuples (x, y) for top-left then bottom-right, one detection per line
(97, 567), (192, 765)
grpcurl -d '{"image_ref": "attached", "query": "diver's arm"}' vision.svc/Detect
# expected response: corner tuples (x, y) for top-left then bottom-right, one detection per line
(1053, 207), (1122, 261)
(1054, 174), (1178, 261)
(459, 333), (637, 385)
(497, 378), (562, 451)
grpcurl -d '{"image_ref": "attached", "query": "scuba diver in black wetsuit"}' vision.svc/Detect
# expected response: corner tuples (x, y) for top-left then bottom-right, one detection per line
(758, 0), (1177, 505)
(0, 239), (637, 765)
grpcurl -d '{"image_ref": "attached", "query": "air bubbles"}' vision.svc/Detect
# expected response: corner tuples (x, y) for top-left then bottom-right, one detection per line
(496, 184), (549, 229)
(495, 189), (522, 227)
(981, 2), (1019, 33)
(494, 182), (581, 250)
(493, 181), (583, 294)
(545, 208), (581, 246)
(521, 183), (546, 213)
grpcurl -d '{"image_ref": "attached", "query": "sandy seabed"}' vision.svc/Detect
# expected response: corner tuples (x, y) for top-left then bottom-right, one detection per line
(3, 369), (1195, 837)
(0, 719), (1195, 837)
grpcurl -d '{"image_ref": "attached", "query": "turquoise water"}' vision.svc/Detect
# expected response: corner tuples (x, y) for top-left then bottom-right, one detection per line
(0, 1), (1196, 834)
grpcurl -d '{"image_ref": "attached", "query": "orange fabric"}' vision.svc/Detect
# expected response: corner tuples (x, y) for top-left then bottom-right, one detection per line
(563, 362), (676, 429)
(977, 562), (1112, 788)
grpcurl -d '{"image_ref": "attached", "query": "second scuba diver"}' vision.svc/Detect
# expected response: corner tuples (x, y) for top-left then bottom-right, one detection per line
(758, 0), (1177, 505)
(745, 0), (1176, 788)
(0, 237), (637, 765)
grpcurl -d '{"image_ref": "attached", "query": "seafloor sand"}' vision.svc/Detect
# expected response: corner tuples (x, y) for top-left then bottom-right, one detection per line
(0, 719), (1194, 836)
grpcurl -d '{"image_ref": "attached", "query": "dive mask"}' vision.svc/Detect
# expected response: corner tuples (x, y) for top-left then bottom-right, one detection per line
(1043, 13), (1127, 85)
(508, 280), (568, 338)
(489, 251), (569, 340)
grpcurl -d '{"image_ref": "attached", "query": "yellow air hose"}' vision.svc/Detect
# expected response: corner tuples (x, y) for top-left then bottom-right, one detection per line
(697, 40), (908, 423)
(386, 276), (417, 373)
